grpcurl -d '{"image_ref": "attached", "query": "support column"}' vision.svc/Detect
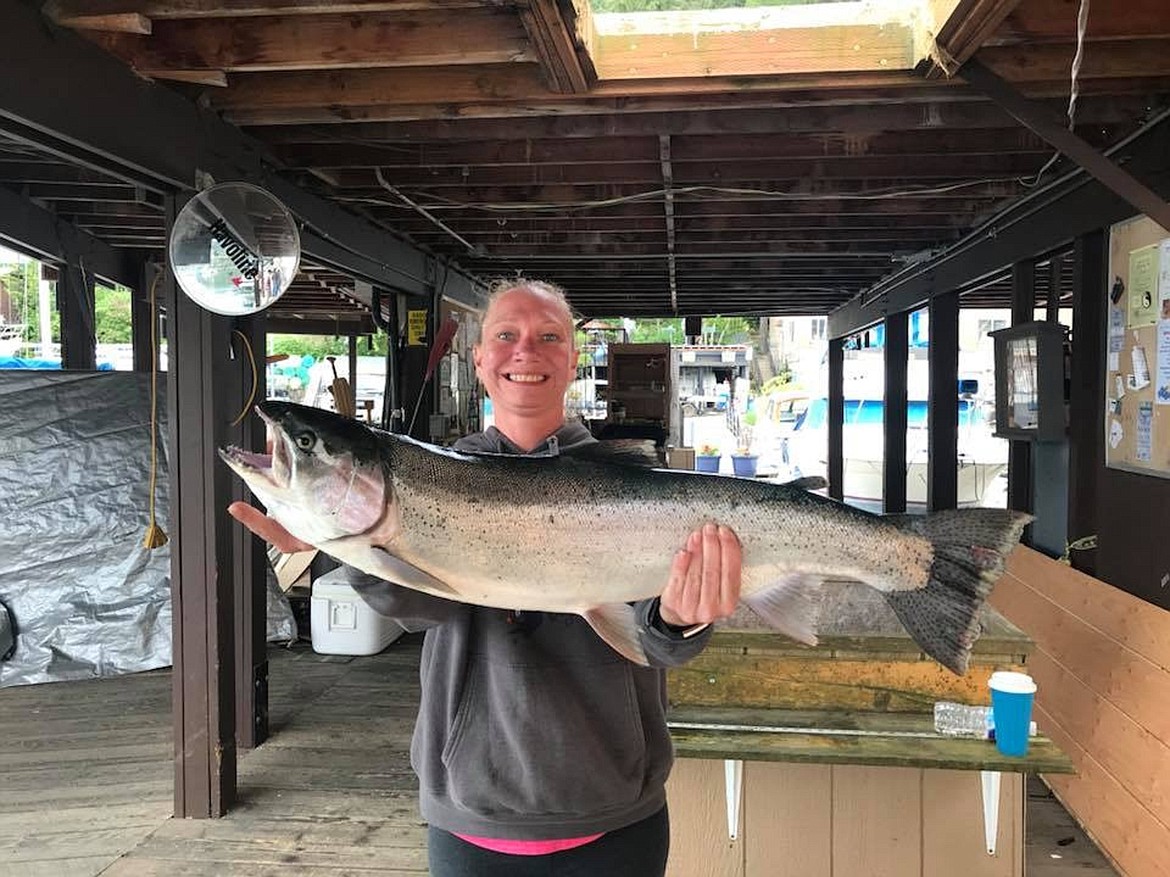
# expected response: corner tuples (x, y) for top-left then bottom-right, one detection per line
(165, 194), (241, 818)
(58, 261), (96, 370)
(827, 336), (845, 502)
(928, 291), (959, 511)
(883, 311), (909, 513)
(1067, 231), (1106, 575)
(1009, 261), (1036, 518)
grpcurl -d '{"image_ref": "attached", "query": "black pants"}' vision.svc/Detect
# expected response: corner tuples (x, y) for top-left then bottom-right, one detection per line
(426, 806), (669, 877)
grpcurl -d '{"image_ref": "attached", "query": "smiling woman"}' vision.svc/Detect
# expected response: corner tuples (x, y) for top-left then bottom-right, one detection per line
(472, 279), (581, 452)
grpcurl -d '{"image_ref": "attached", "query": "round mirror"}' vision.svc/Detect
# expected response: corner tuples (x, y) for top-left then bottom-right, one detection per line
(169, 182), (300, 316)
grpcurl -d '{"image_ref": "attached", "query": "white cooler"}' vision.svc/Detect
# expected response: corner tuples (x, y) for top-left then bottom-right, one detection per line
(310, 574), (404, 655)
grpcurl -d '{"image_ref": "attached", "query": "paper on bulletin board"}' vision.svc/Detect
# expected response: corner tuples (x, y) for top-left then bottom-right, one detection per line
(1109, 305), (1125, 360)
(1128, 244), (1160, 328)
(1137, 402), (1154, 462)
(1158, 320), (1170, 405)
(1160, 239), (1170, 315)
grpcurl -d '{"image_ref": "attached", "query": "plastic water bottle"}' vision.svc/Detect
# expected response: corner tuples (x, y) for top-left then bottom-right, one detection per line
(933, 702), (995, 739)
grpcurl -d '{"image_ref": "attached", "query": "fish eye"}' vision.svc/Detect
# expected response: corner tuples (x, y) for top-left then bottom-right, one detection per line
(295, 431), (316, 451)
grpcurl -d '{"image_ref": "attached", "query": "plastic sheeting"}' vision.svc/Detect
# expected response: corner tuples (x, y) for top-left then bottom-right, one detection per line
(0, 371), (297, 688)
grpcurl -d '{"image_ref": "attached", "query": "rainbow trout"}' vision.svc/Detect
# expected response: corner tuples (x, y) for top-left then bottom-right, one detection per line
(221, 401), (1029, 674)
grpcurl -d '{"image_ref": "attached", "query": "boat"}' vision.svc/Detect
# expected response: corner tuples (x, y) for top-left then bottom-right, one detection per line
(782, 392), (1008, 509)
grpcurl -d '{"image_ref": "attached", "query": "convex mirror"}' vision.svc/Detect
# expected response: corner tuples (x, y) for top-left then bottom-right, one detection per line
(170, 182), (300, 316)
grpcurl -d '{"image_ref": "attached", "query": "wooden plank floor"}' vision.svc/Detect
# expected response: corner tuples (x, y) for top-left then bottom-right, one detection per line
(0, 636), (1121, 876)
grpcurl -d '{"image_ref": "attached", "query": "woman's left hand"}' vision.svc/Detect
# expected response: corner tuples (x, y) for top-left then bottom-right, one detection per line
(659, 523), (742, 626)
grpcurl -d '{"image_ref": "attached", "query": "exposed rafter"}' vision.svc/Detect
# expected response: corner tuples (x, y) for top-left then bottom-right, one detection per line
(517, 0), (595, 94)
(960, 57), (1170, 232)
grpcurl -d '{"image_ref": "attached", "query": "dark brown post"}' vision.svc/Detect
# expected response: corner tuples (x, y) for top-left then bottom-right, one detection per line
(827, 336), (845, 502)
(928, 291), (959, 511)
(165, 194), (239, 818)
(1009, 260), (1036, 516)
(1067, 232), (1106, 575)
(883, 311), (909, 513)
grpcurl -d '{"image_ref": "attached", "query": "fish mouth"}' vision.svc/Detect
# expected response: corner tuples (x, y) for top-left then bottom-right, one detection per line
(218, 406), (291, 489)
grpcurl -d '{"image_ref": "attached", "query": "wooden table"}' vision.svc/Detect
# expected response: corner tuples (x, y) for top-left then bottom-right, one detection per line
(663, 582), (1073, 877)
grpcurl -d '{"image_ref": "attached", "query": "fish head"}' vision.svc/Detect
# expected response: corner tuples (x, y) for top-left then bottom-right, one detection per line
(220, 400), (388, 545)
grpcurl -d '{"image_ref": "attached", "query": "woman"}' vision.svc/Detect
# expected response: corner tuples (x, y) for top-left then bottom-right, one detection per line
(231, 279), (741, 876)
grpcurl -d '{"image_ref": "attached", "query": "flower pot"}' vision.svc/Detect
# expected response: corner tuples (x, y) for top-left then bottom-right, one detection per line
(695, 454), (721, 473)
(731, 454), (759, 477)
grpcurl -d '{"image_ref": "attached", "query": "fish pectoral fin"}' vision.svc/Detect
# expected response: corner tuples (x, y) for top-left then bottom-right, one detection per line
(341, 544), (461, 598)
(742, 575), (823, 647)
(582, 604), (649, 666)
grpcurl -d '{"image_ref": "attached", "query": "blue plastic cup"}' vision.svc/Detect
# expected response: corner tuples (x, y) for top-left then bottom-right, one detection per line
(989, 671), (1037, 757)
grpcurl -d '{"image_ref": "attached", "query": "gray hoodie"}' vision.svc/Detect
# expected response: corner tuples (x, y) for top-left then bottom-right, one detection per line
(345, 420), (711, 839)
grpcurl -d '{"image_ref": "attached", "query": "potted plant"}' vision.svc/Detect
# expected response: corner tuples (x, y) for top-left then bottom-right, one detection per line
(731, 410), (759, 477)
(695, 443), (721, 473)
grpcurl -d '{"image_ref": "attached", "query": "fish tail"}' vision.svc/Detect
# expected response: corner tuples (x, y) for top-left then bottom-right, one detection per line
(882, 509), (1031, 675)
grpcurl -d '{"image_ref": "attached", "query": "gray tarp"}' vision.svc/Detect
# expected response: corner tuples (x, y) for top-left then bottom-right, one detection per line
(0, 370), (295, 688)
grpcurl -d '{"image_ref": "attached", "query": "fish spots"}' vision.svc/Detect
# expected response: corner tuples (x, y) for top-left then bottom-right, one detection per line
(548, 513), (555, 524)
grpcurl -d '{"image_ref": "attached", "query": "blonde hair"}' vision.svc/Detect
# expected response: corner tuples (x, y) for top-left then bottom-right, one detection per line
(479, 277), (577, 343)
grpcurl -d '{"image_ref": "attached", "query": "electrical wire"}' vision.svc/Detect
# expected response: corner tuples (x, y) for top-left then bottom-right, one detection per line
(338, 177), (1026, 216)
(1018, 0), (1090, 189)
(230, 329), (259, 427)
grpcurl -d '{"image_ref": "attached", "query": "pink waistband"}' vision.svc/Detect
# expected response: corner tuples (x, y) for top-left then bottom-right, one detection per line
(452, 831), (605, 856)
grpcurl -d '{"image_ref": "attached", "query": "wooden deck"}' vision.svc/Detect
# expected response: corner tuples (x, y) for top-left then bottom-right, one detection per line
(0, 636), (1119, 876)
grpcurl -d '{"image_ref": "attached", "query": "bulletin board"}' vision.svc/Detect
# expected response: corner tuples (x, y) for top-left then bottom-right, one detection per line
(1105, 215), (1170, 477)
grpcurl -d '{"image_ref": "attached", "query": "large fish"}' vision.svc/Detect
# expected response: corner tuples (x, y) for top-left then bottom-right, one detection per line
(221, 401), (1030, 675)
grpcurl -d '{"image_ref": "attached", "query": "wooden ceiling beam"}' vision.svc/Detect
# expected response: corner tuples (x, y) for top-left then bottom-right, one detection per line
(86, 9), (534, 74)
(979, 39), (1170, 82)
(43, 0), (492, 20)
(222, 73), (1167, 125)
(47, 9), (152, 33)
(992, 0), (1170, 44)
(925, 0), (1023, 76)
(272, 127), (1055, 169)
(320, 151), (1043, 187)
(210, 65), (937, 118)
(517, 0), (595, 94)
(252, 93), (1159, 140)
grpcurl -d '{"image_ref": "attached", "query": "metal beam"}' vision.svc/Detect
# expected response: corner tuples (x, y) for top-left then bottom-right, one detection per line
(0, 2), (441, 297)
(828, 109), (1170, 339)
(0, 183), (134, 287)
(960, 59), (1170, 233)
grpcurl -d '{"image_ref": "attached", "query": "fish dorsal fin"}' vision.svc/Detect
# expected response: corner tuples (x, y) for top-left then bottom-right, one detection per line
(574, 440), (660, 467)
(742, 574), (823, 646)
(582, 603), (649, 665)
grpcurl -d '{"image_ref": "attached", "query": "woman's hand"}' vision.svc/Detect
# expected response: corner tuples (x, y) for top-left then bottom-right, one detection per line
(660, 523), (742, 626)
(228, 501), (314, 554)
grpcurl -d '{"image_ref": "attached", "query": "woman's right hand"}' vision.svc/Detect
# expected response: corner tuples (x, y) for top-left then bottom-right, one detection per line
(228, 501), (314, 554)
